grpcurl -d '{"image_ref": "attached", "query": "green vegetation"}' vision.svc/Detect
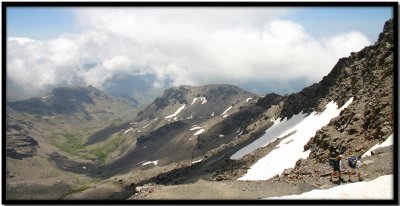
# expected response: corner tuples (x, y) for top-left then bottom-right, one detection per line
(89, 133), (125, 165)
(111, 118), (123, 125)
(53, 132), (85, 156)
(59, 185), (92, 200)
(51, 125), (128, 165)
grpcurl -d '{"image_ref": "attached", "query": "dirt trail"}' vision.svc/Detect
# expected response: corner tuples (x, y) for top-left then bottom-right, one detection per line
(129, 179), (314, 199)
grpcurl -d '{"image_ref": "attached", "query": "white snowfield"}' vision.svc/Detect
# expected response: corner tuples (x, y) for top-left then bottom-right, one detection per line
(266, 175), (393, 199)
(165, 104), (186, 119)
(238, 97), (354, 181)
(362, 133), (393, 158)
(221, 106), (233, 116)
(231, 113), (307, 160)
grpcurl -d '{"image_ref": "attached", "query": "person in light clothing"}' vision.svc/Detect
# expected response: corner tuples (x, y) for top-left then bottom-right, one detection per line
(348, 156), (367, 182)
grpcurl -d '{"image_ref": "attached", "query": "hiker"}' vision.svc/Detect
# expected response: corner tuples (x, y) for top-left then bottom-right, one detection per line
(329, 155), (344, 182)
(348, 156), (367, 182)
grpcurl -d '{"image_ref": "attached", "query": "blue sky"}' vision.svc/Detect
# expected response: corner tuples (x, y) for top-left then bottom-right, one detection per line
(7, 7), (392, 41)
(286, 7), (393, 42)
(7, 7), (80, 40)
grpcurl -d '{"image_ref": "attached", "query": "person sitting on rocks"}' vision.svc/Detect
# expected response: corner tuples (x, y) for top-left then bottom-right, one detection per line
(329, 155), (344, 182)
(348, 156), (367, 182)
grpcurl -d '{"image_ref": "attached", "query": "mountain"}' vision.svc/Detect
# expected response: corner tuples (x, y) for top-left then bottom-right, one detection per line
(8, 86), (138, 118)
(206, 19), (394, 183)
(91, 84), (261, 177)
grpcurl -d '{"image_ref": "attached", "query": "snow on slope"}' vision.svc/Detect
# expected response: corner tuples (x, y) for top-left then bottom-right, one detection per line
(221, 106), (232, 116)
(142, 160), (158, 166)
(238, 97), (354, 181)
(194, 129), (205, 136)
(231, 113), (307, 160)
(190, 126), (203, 131)
(165, 104), (186, 119)
(190, 98), (198, 106)
(123, 128), (133, 134)
(200, 97), (207, 104)
(362, 133), (393, 158)
(266, 175), (393, 199)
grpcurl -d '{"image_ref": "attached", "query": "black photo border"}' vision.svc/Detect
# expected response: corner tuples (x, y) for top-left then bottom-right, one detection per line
(1, 1), (398, 205)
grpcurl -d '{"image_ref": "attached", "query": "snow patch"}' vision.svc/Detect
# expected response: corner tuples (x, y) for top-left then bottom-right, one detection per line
(245, 98), (253, 103)
(219, 134), (224, 138)
(190, 126), (203, 131)
(238, 97), (353, 181)
(266, 175), (393, 199)
(221, 106), (232, 116)
(142, 160), (158, 166)
(362, 133), (393, 158)
(200, 97), (207, 104)
(211, 112), (215, 117)
(142, 123), (150, 129)
(194, 129), (205, 136)
(192, 159), (203, 164)
(165, 104), (186, 119)
(123, 128), (134, 134)
(190, 97), (198, 106)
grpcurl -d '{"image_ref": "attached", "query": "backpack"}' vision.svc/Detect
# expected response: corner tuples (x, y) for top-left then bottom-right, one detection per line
(348, 156), (358, 168)
(328, 158), (336, 167)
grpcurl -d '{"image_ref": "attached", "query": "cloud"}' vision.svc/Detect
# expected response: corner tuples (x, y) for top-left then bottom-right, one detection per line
(7, 8), (371, 97)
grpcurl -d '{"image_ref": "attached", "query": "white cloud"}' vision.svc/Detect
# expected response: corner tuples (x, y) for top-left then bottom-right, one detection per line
(7, 8), (371, 96)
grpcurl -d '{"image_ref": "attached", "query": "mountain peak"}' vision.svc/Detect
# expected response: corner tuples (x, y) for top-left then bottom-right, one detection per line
(377, 18), (393, 44)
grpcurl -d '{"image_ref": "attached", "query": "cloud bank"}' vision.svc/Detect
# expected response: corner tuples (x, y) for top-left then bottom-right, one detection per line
(7, 8), (371, 97)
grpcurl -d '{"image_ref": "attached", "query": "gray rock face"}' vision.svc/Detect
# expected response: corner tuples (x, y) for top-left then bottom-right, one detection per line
(279, 19), (394, 182)
(305, 19), (394, 160)
(6, 117), (39, 159)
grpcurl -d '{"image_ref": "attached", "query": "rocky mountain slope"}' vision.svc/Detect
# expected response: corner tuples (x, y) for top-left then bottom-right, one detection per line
(208, 19), (394, 184)
(94, 84), (260, 177)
